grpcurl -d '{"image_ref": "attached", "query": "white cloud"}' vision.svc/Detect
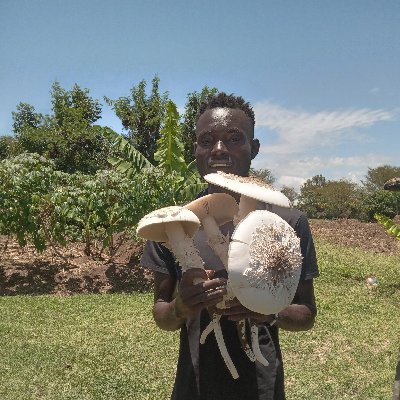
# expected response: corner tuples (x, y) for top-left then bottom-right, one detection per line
(250, 101), (396, 190)
(254, 101), (393, 155)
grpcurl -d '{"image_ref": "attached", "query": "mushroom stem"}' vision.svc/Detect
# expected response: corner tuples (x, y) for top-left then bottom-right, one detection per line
(236, 319), (256, 362)
(251, 323), (269, 366)
(213, 316), (239, 379)
(202, 215), (230, 267)
(164, 222), (204, 272)
(234, 195), (258, 226)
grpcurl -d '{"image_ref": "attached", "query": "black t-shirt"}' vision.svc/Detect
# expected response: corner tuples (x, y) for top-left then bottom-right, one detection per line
(141, 201), (319, 400)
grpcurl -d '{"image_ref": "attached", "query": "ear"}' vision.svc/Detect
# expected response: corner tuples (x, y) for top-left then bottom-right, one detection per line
(251, 138), (260, 160)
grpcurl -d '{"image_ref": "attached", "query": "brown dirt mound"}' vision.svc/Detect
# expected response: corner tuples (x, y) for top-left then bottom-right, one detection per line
(0, 218), (398, 296)
(310, 218), (400, 256)
(0, 236), (153, 296)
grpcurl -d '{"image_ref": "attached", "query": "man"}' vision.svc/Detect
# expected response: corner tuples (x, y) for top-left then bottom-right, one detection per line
(140, 93), (319, 399)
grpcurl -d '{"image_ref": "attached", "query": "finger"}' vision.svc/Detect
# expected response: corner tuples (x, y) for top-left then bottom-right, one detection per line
(183, 285), (226, 308)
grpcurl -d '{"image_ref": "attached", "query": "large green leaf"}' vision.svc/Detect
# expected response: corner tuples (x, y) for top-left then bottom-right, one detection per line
(105, 130), (153, 176)
(154, 101), (187, 175)
(374, 213), (400, 240)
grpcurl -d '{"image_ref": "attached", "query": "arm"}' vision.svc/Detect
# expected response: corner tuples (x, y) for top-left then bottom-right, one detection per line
(152, 268), (227, 332)
(217, 278), (317, 331)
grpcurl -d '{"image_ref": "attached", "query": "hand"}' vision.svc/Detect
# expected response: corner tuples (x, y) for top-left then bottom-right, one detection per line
(214, 297), (275, 324)
(174, 268), (227, 319)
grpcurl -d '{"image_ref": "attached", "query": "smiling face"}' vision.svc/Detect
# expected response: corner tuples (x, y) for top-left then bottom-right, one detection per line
(195, 107), (260, 178)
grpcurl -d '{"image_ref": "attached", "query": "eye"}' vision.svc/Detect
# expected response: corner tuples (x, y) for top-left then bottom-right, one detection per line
(198, 135), (213, 147)
(228, 133), (243, 144)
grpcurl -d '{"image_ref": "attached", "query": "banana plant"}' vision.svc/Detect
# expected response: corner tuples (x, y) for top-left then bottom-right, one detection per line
(106, 100), (206, 204)
(374, 213), (400, 240)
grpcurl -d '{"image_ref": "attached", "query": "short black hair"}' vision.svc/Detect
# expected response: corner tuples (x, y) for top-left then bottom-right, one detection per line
(197, 92), (255, 127)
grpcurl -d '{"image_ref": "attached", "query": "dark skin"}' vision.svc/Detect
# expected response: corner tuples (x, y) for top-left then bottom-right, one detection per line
(152, 107), (316, 332)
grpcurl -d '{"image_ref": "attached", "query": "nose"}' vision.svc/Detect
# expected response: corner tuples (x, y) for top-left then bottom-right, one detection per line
(211, 139), (228, 154)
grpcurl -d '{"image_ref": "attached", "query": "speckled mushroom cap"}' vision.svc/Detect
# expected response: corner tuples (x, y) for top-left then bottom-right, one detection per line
(185, 193), (239, 226)
(136, 206), (200, 242)
(204, 172), (291, 208)
(383, 177), (400, 192)
(228, 210), (302, 315)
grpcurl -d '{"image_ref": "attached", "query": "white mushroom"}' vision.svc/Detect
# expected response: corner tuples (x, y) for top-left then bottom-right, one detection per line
(185, 193), (238, 267)
(136, 206), (203, 274)
(229, 210), (302, 315)
(137, 205), (239, 379)
(204, 172), (291, 225)
(204, 172), (292, 366)
(185, 193), (240, 379)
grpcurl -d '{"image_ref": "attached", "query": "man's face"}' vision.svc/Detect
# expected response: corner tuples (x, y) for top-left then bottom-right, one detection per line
(195, 108), (260, 178)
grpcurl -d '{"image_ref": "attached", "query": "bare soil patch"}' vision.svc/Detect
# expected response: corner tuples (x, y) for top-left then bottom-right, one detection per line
(310, 218), (400, 256)
(0, 219), (398, 296)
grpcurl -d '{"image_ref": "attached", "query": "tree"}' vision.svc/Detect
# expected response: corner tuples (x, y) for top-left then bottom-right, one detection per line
(321, 180), (362, 219)
(361, 190), (400, 221)
(297, 175), (327, 218)
(107, 99), (206, 205)
(180, 86), (218, 163)
(281, 186), (298, 204)
(12, 82), (113, 174)
(12, 103), (43, 135)
(249, 168), (276, 185)
(105, 76), (169, 163)
(0, 136), (22, 160)
(362, 165), (400, 192)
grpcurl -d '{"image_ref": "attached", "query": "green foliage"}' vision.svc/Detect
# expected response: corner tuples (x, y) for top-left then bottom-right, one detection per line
(0, 154), (59, 250)
(12, 82), (112, 174)
(281, 185), (299, 204)
(374, 214), (400, 240)
(180, 86), (218, 163)
(361, 189), (400, 221)
(249, 168), (276, 185)
(12, 102), (42, 134)
(298, 175), (363, 219)
(0, 136), (22, 160)
(106, 130), (153, 177)
(362, 165), (400, 192)
(107, 100), (206, 206)
(0, 154), (182, 254)
(154, 101), (187, 175)
(105, 76), (169, 163)
(297, 175), (327, 218)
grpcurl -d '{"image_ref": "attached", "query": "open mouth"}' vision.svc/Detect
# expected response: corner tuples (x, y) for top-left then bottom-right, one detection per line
(208, 159), (232, 168)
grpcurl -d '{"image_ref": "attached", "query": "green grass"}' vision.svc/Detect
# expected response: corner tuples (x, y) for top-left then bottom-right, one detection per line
(0, 294), (179, 400)
(0, 240), (399, 399)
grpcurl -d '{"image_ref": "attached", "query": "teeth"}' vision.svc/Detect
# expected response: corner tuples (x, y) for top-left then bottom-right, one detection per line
(210, 163), (232, 167)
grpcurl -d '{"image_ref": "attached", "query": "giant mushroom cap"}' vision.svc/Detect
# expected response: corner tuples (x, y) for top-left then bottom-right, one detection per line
(136, 205), (200, 242)
(185, 193), (239, 226)
(384, 177), (400, 192)
(228, 210), (302, 315)
(204, 172), (291, 208)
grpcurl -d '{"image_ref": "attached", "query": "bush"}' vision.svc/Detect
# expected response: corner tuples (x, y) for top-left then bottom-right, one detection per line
(361, 189), (400, 221)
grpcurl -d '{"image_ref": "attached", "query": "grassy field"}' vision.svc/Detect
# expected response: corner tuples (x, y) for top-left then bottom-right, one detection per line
(0, 239), (399, 400)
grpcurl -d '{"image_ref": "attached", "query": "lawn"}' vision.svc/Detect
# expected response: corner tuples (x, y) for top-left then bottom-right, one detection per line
(0, 239), (399, 399)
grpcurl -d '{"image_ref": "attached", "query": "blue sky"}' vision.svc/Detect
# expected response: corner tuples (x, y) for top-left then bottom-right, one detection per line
(1, 0), (399, 189)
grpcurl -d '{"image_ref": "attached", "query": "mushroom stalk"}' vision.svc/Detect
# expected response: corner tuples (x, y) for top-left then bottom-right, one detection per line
(202, 215), (230, 267)
(164, 221), (204, 272)
(250, 324), (269, 366)
(234, 195), (258, 226)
